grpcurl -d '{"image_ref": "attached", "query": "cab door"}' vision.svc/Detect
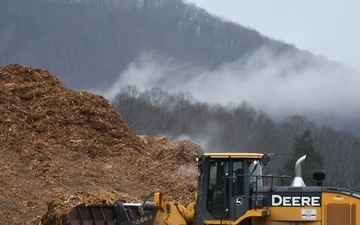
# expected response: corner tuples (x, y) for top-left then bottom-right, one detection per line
(229, 159), (251, 221)
(206, 159), (230, 219)
(205, 158), (251, 221)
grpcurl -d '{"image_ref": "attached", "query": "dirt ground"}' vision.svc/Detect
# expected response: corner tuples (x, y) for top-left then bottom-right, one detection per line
(0, 64), (203, 224)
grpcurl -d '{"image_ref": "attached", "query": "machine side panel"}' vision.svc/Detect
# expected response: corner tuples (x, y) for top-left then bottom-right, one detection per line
(326, 204), (351, 225)
(322, 191), (360, 225)
(270, 222), (320, 225)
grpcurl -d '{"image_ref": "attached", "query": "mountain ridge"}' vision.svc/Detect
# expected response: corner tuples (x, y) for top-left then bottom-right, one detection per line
(1, 0), (303, 89)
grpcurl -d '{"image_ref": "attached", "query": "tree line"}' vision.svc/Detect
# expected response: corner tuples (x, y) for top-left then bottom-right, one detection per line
(111, 85), (360, 189)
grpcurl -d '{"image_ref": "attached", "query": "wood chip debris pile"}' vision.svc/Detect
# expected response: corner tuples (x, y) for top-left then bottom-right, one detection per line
(0, 64), (203, 225)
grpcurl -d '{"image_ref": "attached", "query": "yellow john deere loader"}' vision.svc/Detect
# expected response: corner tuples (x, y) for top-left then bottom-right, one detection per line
(62, 153), (360, 225)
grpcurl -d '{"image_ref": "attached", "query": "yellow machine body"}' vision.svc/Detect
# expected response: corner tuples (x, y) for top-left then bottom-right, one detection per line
(63, 153), (360, 225)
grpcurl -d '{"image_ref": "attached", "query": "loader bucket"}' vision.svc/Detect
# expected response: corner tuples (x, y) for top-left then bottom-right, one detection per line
(62, 205), (118, 225)
(62, 201), (158, 225)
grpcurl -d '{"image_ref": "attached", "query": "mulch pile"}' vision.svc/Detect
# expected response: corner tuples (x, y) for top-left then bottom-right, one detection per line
(0, 64), (203, 225)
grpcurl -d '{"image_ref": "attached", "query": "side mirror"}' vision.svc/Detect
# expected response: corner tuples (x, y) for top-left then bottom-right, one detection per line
(261, 154), (272, 166)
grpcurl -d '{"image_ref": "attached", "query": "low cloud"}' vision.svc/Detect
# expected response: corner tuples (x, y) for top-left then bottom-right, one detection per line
(100, 47), (360, 133)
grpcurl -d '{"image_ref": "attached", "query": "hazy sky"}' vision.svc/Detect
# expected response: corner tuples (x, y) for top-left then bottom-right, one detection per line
(186, 0), (360, 72)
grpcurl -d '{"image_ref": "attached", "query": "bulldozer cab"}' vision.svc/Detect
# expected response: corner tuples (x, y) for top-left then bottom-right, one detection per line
(195, 153), (268, 224)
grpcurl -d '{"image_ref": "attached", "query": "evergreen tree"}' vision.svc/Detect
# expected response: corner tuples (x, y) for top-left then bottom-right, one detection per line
(280, 129), (324, 185)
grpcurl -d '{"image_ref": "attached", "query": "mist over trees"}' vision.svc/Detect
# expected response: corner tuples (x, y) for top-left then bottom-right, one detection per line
(111, 85), (360, 190)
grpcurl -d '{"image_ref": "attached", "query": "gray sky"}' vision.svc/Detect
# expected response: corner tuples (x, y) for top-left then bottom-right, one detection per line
(187, 0), (360, 72)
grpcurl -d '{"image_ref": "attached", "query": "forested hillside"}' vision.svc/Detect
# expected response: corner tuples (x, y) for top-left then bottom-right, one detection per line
(2, 0), (359, 134)
(111, 85), (360, 190)
(1, 0), (277, 89)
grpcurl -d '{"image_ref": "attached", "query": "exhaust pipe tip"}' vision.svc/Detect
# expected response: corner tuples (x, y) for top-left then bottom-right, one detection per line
(291, 155), (307, 187)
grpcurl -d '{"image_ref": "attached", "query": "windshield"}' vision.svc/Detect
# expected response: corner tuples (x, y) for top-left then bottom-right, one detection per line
(249, 160), (263, 187)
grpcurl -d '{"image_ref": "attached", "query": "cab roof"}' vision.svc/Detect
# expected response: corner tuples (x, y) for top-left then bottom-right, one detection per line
(203, 152), (264, 159)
